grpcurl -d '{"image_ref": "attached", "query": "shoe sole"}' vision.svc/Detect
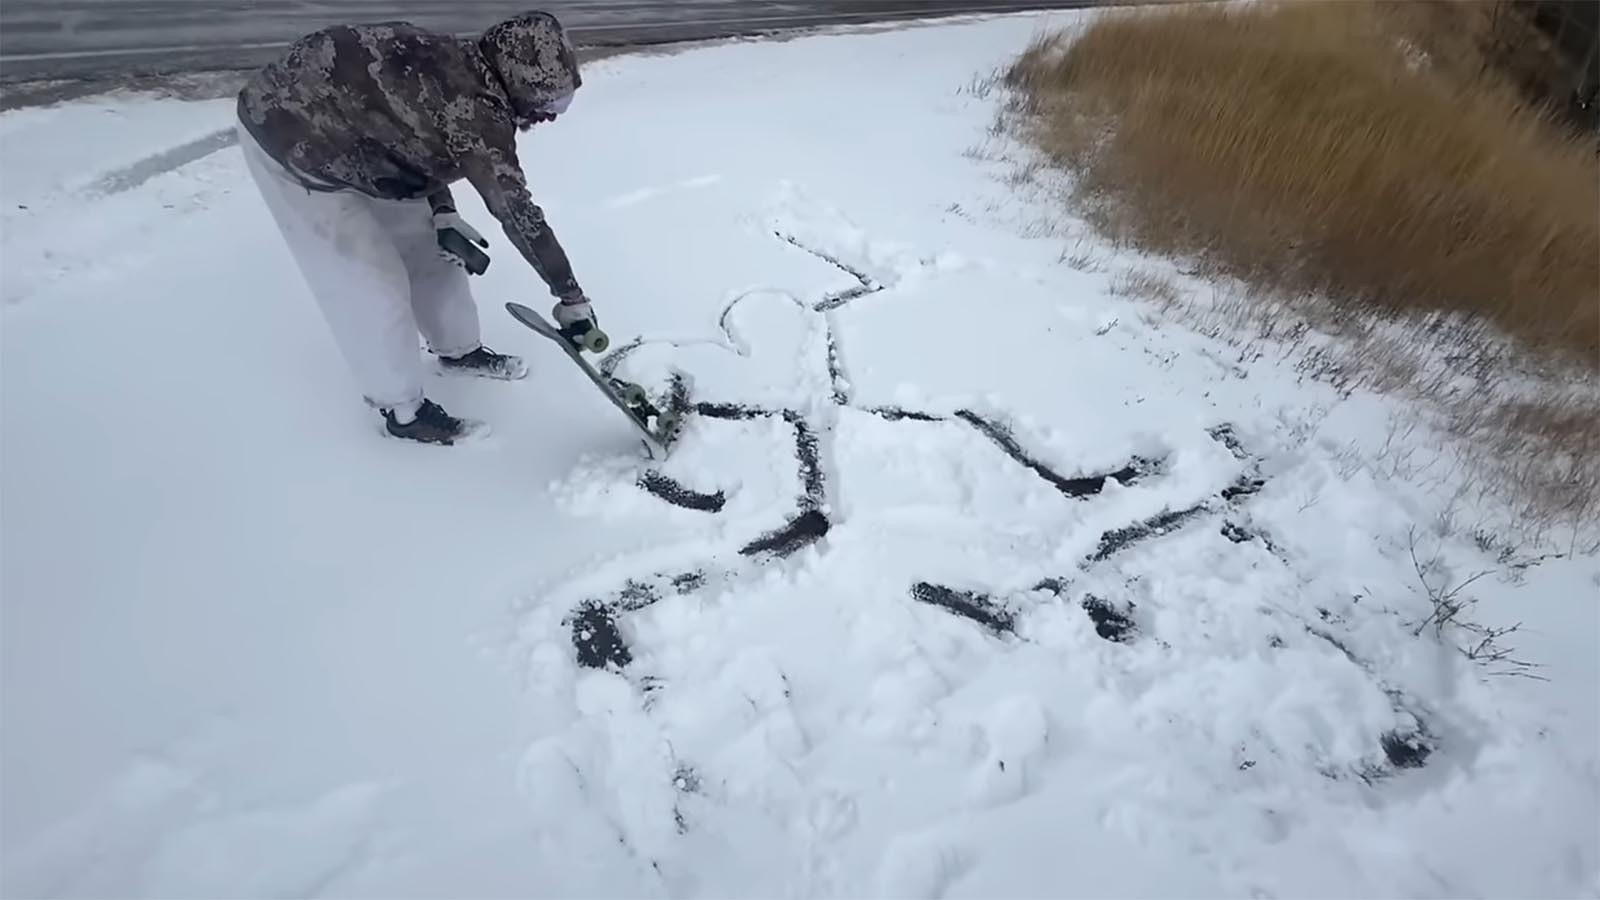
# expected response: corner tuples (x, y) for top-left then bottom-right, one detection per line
(434, 360), (529, 381)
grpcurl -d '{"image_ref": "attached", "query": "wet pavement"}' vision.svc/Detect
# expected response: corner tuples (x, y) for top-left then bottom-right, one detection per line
(0, 1), (1097, 84)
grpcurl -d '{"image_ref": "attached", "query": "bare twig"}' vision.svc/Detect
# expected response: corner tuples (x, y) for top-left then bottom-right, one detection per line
(1406, 528), (1543, 678)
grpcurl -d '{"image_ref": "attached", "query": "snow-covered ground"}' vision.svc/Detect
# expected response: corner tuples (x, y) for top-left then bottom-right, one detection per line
(3, 11), (1597, 898)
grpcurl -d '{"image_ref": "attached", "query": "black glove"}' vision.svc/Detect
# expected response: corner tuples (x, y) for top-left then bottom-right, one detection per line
(433, 210), (490, 275)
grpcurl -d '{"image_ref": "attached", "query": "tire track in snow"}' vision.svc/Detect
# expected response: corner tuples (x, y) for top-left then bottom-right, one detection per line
(82, 127), (237, 197)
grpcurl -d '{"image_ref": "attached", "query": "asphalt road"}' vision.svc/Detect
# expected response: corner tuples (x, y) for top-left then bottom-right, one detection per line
(0, 1), (1097, 83)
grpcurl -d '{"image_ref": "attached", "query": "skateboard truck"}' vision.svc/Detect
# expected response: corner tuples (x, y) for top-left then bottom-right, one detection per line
(504, 301), (680, 457)
(611, 381), (680, 438)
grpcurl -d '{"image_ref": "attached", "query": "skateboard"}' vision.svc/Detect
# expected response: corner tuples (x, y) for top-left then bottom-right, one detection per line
(505, 302), (680, 458)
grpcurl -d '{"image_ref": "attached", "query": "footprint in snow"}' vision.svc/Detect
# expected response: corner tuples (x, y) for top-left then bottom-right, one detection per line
(802, 789), (859, 841)
(877, 831), (976, 900)
(966, 695), (1051, 809)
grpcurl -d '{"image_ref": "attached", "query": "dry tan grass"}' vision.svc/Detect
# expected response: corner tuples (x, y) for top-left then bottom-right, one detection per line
(1006, 0), (1598, 363)
(1002, 0), (1600, 535)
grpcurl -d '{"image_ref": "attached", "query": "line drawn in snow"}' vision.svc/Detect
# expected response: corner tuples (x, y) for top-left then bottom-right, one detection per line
(636, 469), (725, 512)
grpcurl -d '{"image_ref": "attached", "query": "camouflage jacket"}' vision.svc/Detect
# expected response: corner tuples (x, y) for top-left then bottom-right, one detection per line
(238, 13), (585, 299)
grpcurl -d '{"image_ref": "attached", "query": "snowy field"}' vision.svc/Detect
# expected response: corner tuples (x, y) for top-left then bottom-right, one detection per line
(3, 11), (1598, 898)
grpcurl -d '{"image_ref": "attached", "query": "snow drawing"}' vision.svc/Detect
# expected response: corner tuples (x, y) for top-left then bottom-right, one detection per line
(530, 195), (1437, 871)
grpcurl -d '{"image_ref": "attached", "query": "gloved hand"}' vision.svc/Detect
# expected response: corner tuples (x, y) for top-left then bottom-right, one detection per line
(553, 295), (608, 352)
(433, 210), (491, 275)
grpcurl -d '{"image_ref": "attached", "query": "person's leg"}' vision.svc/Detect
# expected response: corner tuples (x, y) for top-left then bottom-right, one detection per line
(371, 198), (481, 357)
(372, 198), (528, 380)
(236, 123), (428, 419)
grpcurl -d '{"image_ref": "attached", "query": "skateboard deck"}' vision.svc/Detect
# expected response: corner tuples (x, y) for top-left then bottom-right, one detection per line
(505, 302), (678, 458)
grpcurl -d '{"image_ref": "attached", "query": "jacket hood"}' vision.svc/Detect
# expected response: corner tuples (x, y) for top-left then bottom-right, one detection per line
(479, 10), (582, 122)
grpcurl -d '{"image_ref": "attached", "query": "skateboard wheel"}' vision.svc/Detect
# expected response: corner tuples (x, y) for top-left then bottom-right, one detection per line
(656, 411), (681, 434)
(617, 383), (647, 407)
(579, 327), (610, 354)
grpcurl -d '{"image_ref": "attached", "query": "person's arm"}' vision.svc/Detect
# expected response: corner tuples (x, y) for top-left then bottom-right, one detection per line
(460, 136), (584, 301)
(425, 184), (493, 274)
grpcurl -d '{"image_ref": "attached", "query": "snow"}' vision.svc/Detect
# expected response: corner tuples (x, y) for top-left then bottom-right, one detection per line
(3, 11), (1598, 898)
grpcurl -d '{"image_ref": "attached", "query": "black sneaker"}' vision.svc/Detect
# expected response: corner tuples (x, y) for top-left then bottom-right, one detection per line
(437, 345), (528, 380)
(383, 398), (482, 445)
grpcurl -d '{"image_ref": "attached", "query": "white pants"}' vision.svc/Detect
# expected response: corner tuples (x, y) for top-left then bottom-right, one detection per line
(237, 121), (481, 414)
